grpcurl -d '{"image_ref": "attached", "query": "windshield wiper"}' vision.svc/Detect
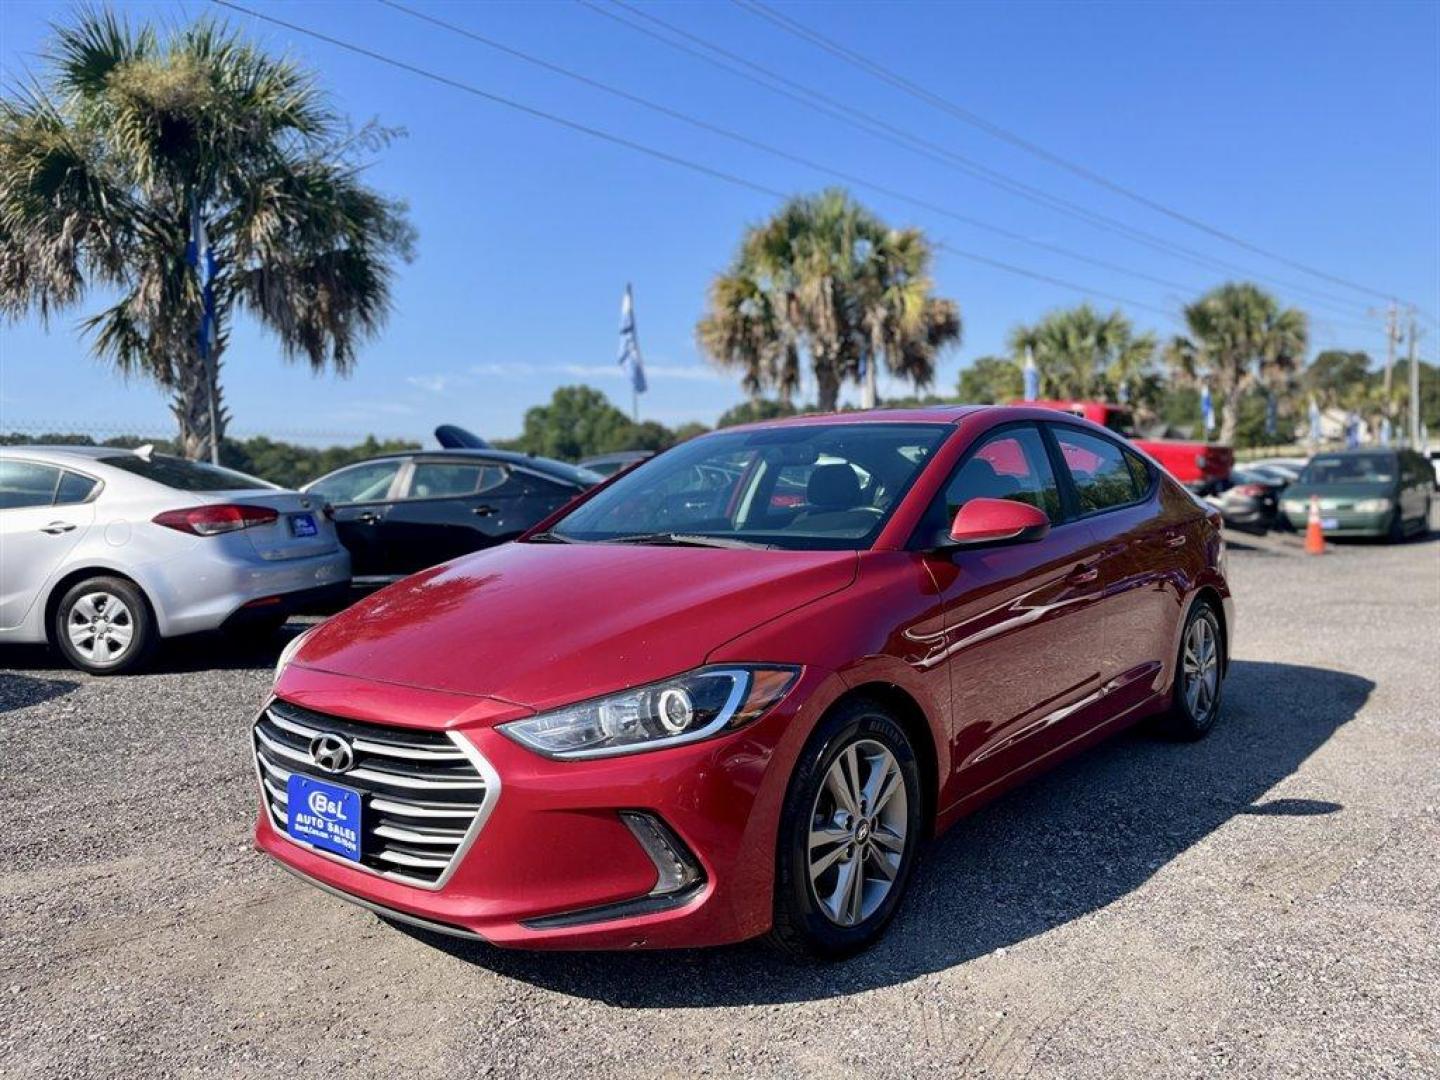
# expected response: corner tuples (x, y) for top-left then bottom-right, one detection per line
(525, 530), (579, 544)
(604, 532), (775, 550)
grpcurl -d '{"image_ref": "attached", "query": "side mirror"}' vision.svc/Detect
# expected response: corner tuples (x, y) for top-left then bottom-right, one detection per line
(947, 498), (1050, 547)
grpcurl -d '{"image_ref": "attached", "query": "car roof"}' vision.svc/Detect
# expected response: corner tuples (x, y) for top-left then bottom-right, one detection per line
(325, 446), (591, 479)
(0, 444), (135, 463)
(719, 404), (1064, 433)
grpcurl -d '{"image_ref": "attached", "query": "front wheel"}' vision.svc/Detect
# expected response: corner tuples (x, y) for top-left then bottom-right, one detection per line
(768, 700), (923, 960)
(1160, 600), (1224, 740)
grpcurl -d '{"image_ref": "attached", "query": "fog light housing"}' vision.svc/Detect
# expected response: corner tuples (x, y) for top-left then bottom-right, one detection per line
(521, 811), (706, 931)
(620, 811), (703, 896)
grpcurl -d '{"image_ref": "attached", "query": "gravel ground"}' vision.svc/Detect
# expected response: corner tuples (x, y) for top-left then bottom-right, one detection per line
(2, 523), (1437, 1079)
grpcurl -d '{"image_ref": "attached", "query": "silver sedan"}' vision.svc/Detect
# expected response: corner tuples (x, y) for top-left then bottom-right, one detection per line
(0, 446), (349, 674)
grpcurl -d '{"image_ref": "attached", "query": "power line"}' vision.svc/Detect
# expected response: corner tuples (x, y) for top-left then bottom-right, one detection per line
(733, 0), (1412, 307)
(211, 0), (785, 200)
(583, 0), (1374, 320)
(212, 0), (1186, 324)
(378, 0), (1206, 299)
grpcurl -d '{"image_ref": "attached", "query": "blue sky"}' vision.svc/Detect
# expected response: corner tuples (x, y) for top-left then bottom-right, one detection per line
(1, 0), (1436, 446)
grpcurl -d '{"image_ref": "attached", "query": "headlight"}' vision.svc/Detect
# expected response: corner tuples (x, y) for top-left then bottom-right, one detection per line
(1281, 499), (1305, 513)
(274, 626), (315, 685)
(499, 665), (799, 759)
(1354, 498), (1392, 512)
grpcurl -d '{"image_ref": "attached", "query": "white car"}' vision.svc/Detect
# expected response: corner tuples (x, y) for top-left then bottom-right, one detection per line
(0, 446), (350, 674)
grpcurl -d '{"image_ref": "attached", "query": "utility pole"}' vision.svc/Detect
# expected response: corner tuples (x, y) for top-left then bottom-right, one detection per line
(1373, 302), (1402, 432)
(1407, 315), (1421, 449)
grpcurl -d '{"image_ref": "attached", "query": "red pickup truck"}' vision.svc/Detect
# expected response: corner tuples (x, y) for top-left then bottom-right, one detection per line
(1024, 399), (1234, 492)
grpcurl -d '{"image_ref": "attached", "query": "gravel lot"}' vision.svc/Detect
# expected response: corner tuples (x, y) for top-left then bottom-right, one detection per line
(3, 524), (1438, 1079)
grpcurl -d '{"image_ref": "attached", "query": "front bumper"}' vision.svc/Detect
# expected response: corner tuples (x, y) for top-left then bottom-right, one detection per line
(253, 663), (829, 949)
(1281, 509), (1391, 536)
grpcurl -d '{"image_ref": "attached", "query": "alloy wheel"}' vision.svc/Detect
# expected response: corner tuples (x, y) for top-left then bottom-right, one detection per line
(1182, 612), (1220, 723)
(807, 739), (908, 927)
(67, 591), (136, 664)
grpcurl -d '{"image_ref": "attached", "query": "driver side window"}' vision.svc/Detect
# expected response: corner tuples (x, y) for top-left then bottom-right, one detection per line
(914, 425), (1061, 547)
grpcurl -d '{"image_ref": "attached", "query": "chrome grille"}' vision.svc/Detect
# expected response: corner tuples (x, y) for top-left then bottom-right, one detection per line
(252, 699), (498, 888)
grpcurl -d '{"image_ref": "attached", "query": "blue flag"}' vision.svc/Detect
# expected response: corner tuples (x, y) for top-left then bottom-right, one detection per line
(1309, 397), (1322, 444)
(1265, 392), (1277, 436)
(186, 204), (217, 362)
(1022, 349), (1038, 401)
(1200, 382), (1214, 436)
(617, 284), (646, 394)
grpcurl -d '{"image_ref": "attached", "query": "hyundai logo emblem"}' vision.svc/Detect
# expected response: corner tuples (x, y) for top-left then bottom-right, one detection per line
(309, 733), (354, 774)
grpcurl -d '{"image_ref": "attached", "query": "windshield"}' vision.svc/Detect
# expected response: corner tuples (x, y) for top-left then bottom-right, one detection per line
(100, 454), (273, 491)
(548, 423), (950, 550)
(1299, 455), (1396, 486)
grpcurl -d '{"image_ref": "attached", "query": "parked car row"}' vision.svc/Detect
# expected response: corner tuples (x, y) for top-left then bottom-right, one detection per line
(3, 425), (1432, 674)
(0, 430), (600, 673)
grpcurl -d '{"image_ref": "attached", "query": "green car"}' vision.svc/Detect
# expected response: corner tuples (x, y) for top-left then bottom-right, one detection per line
(1280, 448), (1434, 541)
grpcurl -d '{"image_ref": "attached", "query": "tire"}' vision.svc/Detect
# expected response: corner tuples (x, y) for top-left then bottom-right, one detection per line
(768, 699), (924, 960)
(1159, 599), (1224, 741)
(1387, 509), (1406, 544)
(52, 575), (157, 675)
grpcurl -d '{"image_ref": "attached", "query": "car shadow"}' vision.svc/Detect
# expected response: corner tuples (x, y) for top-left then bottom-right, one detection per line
(390, 659), (1372, 1005)
(0, 620), (317, 676)
(0, 671), (80, 713)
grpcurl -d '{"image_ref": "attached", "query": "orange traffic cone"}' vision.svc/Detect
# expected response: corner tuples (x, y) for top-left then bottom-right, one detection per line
(1305, 494), (1326, 555)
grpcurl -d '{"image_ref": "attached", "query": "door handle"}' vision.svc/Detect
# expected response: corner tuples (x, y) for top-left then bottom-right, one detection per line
(1164, 533), (1187, 548)
(40, 522), (77, 535)
(1067, 565), (1100, 585)
(471, 505), (497, 518)
(356, 511), (381, 525)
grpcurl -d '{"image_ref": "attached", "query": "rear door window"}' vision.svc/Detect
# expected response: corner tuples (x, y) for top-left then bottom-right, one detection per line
(403, 461), (506, 500)
(0, 460), (61, 509)
(1051, 427), (1142, 513)
(307, 460), (404, 505)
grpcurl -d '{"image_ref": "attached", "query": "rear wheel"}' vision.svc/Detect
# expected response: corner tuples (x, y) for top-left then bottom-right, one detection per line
(768, 700), (923, 960)
(1160, 600), (1224, 740)
(52, 576), (156, 675)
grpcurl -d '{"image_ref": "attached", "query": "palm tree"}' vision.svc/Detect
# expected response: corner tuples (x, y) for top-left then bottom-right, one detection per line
(1007, 304), (1156, 402)
(697, 189), (960, 412)
(1165, 283), (1308, 445)
(0, 9), (413, 460)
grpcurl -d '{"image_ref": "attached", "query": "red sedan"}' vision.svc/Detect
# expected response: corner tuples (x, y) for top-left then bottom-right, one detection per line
(253, 406), (1231, 958)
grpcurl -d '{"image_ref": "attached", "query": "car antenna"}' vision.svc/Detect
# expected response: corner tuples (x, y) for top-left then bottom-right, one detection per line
(133, 443), (155, 461)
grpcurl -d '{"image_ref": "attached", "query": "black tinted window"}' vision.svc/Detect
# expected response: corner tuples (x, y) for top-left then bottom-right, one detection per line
(101, 454), (270, 491)
(56, 471), (100, 505)
(308, 461), (403, 504)
(0, 460), (60, 509)
(1053, 428), (1140, 513)
(405, 462), (506, 499)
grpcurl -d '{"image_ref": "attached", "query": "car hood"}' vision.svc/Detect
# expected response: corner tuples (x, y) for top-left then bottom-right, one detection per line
(294, 541), (857, 711)
(1284, 482), (1395, 501)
